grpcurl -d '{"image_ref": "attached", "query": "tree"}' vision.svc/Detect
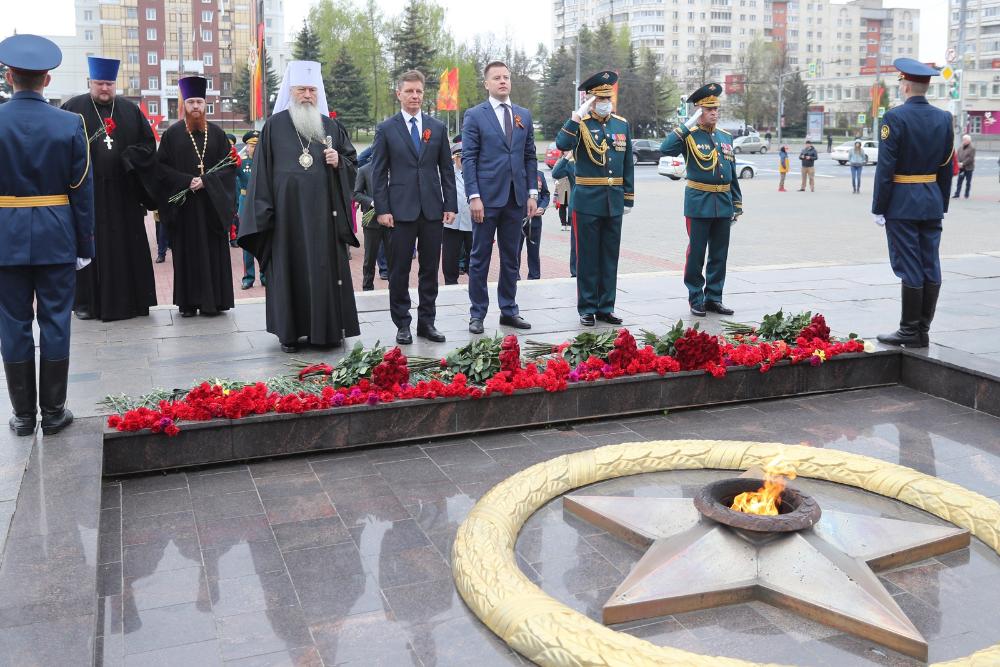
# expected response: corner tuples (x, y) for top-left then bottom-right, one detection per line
(0, 64), (11, 101)
(732, 39), (779, 127)
(328, 45), (370, 136)
(391, 0), (439, 109)
(538, 45), (575, 137)
(232, 54), (279, 122)
(291, 21), (322, 62)
(782, 70), (811, 132)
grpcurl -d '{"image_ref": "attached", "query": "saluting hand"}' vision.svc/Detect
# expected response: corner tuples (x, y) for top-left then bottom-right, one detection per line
(443, 212), (456, 225)
(470, 198), (485, 224)
(190, 177), (204, 191)
(324, 148), (339, 168)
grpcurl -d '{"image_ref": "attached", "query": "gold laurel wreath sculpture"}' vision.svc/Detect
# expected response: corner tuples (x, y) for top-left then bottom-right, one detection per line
(451, 440), (1000, 667)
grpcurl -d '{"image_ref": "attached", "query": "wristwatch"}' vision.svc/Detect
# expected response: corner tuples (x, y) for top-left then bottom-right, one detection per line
(528, 194), (537, 200)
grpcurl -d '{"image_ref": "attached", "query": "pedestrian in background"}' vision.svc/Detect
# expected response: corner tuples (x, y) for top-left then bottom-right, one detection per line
(953, 134), (975, 199)
(553, 151), (572, 231)
(848, 140), (866, 194)
(551, 152), (577, 277)
(518, 171), (550, 280)
(442, 141), (473, 285)
(777, 145), (789, 192)
(827, 133), (833, 153)
(798, 140), (818, 192)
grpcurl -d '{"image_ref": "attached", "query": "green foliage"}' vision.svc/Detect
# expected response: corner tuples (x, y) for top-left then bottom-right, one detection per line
(641, 320), (698, 357)
(0, 64), (11, 99)
(442, 335), (503, 385)
(723, 309), (813, 344)
(232, 54), (279, 121)
(538, 46), (576, 137)
(328, 45), (371, 134)
(731, 38), (781, 128)
(390, 0), (440, 108)
(292, 22), (323, 62)
(782, 70), (812, 131)
(562, 330), (617, 367)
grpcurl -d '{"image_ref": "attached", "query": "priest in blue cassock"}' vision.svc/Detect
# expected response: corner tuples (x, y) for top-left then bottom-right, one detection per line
(61, 56), (157, 321)
(155, 76), (236, 317)
(238, 61), (360, 353)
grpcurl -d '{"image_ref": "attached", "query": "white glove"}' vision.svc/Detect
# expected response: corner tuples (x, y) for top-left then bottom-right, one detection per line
(574, 96), (595, 119)
(75, 258), (92, 271)
(873, 214), (885, 227)
(684, 108), (703, 129)
(623, 207), (632, 215)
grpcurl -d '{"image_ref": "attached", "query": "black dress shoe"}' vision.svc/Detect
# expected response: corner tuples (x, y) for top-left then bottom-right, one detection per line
(379, 272), (389, 280)
(280, 342), (299, 353)
(241, 279), (254, 290)
(690, 304), (707, 317)
(74, 309), (94, 321)
(499, 314), (531, 329)
(469, 318), (484, 334)
(154, 255), (165, 264)
(396, 328), (413, 345)
(362, 285), (374, 291)
(417, 326), (446, 343)
(704, 301), (734, 315)
(596, 312), (623, 325)
(179, 308), (197, 318)
(580, 314), (596, 326)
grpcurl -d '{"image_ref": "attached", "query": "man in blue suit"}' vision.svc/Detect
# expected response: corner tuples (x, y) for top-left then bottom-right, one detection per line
(372, 70), (458, 345)
(462, 61), (538, 334)
(0, 35), (95, 436)
(872, 59), (954, 348)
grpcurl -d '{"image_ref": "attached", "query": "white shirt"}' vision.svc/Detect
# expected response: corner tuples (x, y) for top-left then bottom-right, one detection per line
(401, 109), (422, 138)
(468, 96), (536, 200)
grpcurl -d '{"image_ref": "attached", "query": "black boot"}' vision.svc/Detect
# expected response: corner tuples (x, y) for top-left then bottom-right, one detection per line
(5, 359), (37, 436)
(877, 285), (924, 347)
(918, 282), (941, 347)
(39, 358), (73, 435)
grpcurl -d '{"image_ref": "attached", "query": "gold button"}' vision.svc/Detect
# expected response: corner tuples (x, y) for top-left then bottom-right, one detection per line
(608, 177), (614, 185)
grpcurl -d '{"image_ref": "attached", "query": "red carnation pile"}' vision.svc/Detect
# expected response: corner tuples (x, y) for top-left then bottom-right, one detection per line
(372, 347), (410, 391)
(608, 328), (638, 370)
(798, 314), (830, 342)
(499, 335), (521, 373)
(673, 328), (724, 374)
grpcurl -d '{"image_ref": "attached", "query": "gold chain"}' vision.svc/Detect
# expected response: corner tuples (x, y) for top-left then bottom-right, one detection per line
(186, 128), (209, 174)
(685, 134), (718, 172)
(579, 117), (609, 166)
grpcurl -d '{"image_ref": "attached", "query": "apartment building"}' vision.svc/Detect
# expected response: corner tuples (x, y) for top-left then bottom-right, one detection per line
(948, 0), (1000, 134)
(44, 0), (289, 126)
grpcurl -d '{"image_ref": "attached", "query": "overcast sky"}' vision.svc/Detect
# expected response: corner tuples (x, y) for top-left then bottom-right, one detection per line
(4, 0), (948, 65)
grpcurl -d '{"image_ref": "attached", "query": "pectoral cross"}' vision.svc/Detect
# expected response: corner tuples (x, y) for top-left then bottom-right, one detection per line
(198, 163), (205, 175)
(104, 134), (114, 150)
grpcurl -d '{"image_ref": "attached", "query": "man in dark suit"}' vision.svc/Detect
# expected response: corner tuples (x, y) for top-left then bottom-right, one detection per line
(0, 35), (95, 436)
(352, 152), (391, 291)
(372, 70), (458, 344)
(462, 61), (539, 334)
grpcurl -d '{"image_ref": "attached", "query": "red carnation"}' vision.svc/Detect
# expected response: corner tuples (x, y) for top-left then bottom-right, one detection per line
(104, 118), (116, 136)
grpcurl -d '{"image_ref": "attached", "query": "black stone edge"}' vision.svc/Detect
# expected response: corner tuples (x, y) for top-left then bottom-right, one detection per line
(900, 348), (1000, 419)
(102, 351), (903, 476)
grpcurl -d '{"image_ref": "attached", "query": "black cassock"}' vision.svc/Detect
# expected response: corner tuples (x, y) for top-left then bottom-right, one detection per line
(61, 95), (157, 321)
(155, 121), (236, 314)
(238, 111), (360, 346)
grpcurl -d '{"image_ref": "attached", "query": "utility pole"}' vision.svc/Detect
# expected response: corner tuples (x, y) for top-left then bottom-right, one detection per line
(956, 0), (968, 136)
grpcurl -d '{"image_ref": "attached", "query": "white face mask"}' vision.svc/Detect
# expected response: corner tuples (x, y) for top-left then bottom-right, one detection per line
(594, 100), (613, 117)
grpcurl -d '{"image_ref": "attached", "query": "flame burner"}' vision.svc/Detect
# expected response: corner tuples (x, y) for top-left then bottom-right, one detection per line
(693, 478), (821, 534)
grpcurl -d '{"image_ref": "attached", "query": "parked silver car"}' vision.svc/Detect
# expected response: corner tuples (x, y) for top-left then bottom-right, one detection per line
(733, 134), (769, 154)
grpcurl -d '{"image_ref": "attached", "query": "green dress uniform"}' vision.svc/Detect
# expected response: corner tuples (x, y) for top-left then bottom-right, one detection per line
(660, 83), (743, 312)
(555, 71), (635, 319)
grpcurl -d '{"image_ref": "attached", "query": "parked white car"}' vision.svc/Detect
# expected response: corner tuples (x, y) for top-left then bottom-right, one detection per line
(831, 140), (878, 165)
(733, 134), (769, 154)
(735, 159), (757, 179)
(658, 155), (686, 180)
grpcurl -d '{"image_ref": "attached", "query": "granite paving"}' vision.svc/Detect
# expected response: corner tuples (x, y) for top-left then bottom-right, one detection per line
(96, 386), (1000, 666)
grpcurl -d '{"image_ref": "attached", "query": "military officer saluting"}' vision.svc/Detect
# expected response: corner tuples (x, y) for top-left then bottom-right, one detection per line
(661, 83), (743, 317)
(0, 35), (95, 436)
(873, 59), (954, 348)
(555, 70), (634, 327)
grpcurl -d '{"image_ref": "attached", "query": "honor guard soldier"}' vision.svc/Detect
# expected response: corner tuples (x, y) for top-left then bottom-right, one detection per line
(661, 83), (743, 317)
(873, 59), (954, 348)
(555, 70), (634, 327)
(0, 35), (95, 436)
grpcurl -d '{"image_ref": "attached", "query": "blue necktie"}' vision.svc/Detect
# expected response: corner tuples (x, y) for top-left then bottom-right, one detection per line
(410, 117), (420, 153)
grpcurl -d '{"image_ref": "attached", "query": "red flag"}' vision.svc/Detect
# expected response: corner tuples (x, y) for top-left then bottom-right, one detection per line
(139, 100), (161, 141)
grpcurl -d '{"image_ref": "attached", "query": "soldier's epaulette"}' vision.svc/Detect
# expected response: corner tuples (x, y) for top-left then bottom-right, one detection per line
(611, 113), (628, 123)
(717, 128), (732, 137)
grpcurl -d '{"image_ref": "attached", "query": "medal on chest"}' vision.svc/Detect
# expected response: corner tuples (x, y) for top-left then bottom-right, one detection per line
(612, 133), (627, 152)
(296, 132), (313, 169)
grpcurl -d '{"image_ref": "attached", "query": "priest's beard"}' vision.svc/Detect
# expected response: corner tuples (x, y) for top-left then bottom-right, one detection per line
(184, 112), (207, 134)
(289, 100), (326, 144)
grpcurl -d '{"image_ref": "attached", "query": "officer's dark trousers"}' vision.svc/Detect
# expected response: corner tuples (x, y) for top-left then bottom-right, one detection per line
(362, 225), (392, 290)
(0, 264), (75, 363)
(684, 217), (731, 306)
(885, 218), (942, 288)
(575, 212), (622, 315)
(469, 186), (522, 320)
(388, 217), (441, 330)
(569, 210), (578, 277)
(442, 227), (472, 285)
(517, 217), (543, 280)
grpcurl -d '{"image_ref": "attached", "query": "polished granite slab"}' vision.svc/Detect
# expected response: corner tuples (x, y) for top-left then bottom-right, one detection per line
(97, 386), (1000, 666)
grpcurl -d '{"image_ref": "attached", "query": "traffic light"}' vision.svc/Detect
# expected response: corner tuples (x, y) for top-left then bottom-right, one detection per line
(950, 73), (961, 100)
